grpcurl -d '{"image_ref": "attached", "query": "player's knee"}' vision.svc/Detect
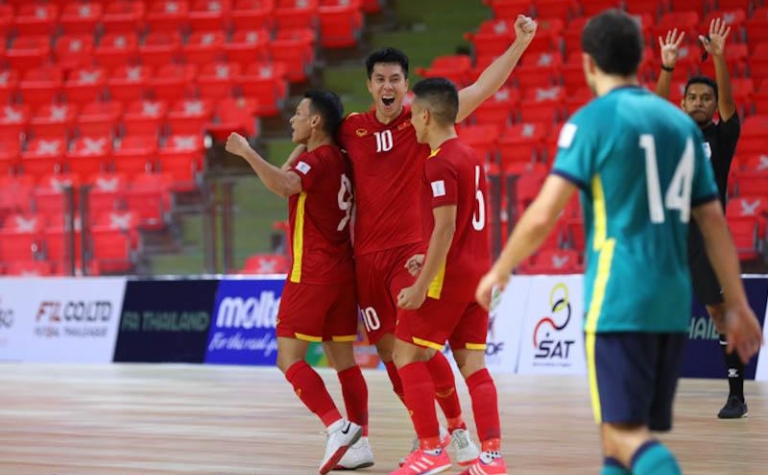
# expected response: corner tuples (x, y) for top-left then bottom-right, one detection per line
(276, 343), (306, 373)
(454, 349), (486, 379)
(326, 344), (357, 372)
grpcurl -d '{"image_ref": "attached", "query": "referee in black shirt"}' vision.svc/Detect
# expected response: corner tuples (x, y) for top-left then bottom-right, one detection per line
(656, 19), (745, 418)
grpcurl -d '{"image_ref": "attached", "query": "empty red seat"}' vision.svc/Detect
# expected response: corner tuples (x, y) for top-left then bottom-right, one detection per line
(197, 62), (240, 100)
(112, 135), (158, 175)
(189, 0), (231, 31)
(125, 173), (173, 228)
(0, 70), (20, 105)
(54, 35), (96, 73)
(13, 4), (58, 36)
(268, 29), (315, 83)
(6, 36), (50, 74)
(0, 104), (29, 142)
(122, 100), (168, 137)
(22, 138), (67, 176)
(0, 176), (34, 214)
(525, 249), (583, 274)
(727, 218), (761, 261)
(29, 104), (78, 140)
(457, 124), (500, 163)
(4, 260), (53, 276)
(0, 213), (44, 262)
(207, 97), (258, 140)
(77, 101), (122, 137)
(147, 0), (190, 32)
(67, 136), (112, 178)
(241, 253), (290, 274)
(469, 87), (519, 129)
(95, 33), (139, 70)
(87, 173), (128, 217)
(102, 1), (146, 33)
(231, 0), (274, 31)
(746, 8), (768, 48)
(108, 65), (152, 103)
(225, 30), (270, 69)
(19, 65), (63, 107)
(168, 99), (214, 135)
(158, 134), (204, 186)
(237, 62), (288, 117)
(534, 0), (575, 21)
(64, 67), (108, 106)
(183, 31), (226, 67)
(499, 122), (547, 166)
(275, 0), (318, 30)
(90, 226), (134, 273)
(318, 0), (363, 49)
(60, 3), (103, 35)
(148, 64), (196, 102)
(140, 31), (183, 68)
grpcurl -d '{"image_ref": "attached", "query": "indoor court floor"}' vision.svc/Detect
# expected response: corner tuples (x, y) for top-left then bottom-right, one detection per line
(0, 364), (766, 475)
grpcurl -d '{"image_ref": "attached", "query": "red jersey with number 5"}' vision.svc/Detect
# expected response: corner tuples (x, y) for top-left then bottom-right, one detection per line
(422, 138), (491, 302)
(287, 144), (355, 285)
(338, 106), (431, 256)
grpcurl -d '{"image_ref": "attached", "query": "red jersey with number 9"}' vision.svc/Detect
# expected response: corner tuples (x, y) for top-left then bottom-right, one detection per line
(338, 106), (431, 256)
(421, 138), (491, 302)
(286, 144), (355, 285)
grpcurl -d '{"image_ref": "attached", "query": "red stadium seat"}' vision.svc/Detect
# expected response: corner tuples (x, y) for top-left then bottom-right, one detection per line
(207, 97), (259, 141)
(108, 65), (152, 104)
(318, 0), (363, 49)
(242, 253), (290, 274)
(112, 135), (158, 175)
(457, 124), (500, 163)
(274, 0), (318, 31)
(19, 65), (63, 108)
(0, 70), (20, 105)
(29, 103), (77, 139)
(225, 30), (271, 69)
(60, 3), (103, 35)
(148, 64), (197, 103)
(189, 0), (231, 31)
(498, 122), (547, 167)
(183, 31), (227, 67)
(77, 101), (122, 137)
(54, 35), (96, 73)
(102, 1), (146, 34)
(95, 33), (139, 70)
(146, 0), (190, 32)
(122, 99), (168, 137)
(13, 4), (58, 36)
(236, 62), (288, 117)
(139, 31), (183, 68)
(67, 136), (112, 178)
(64, 67), (108, 106)
(231, 0), (274, 31)
(168, 99), (214, 135)
(197, 62), (241, 101)
(469, 87), (519, 129)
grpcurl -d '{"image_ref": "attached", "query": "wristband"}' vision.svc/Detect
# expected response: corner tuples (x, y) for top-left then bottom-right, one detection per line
(661, 64), (674, 72)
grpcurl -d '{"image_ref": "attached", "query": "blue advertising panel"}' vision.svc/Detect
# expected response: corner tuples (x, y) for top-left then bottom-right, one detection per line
(680, 277), (768, 379)
(114, 279), (219, 363)
(204, 278), (283, 366)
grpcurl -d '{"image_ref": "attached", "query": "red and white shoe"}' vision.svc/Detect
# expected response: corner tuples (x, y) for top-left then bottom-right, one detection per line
(389, 448), (451, 475)
(458, 451), (508, 475)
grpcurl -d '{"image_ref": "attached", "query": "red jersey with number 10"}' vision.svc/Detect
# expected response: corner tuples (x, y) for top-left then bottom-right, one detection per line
(338, 106), (431, 256)
(287, 144), (355, 285)
(422, 138), (491, 302)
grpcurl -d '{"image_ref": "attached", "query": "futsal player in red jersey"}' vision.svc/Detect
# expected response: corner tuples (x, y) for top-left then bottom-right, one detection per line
(390, 78), (506, 475)
(226, 91), (369, 475)
(336, 13), (536, 468)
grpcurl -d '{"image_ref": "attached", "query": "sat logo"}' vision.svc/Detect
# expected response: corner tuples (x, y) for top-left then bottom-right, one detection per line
(533, 283), (575, 360)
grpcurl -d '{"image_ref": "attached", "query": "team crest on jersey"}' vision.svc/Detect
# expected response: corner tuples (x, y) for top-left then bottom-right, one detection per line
(356, 128), (368, 137)
(398, 121), (411, 130)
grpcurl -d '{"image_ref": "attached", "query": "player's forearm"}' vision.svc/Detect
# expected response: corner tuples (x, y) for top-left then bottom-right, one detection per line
(655, 69), (673, 99)
(281, 144), (307, 171)
(695, 205), (748, 307)
(242, 148), (297, 198)
(493, 207), (557, 276)
(712, 54), (736, 120)
(415, 224), (455, 291)
(456, 38), (530, 123)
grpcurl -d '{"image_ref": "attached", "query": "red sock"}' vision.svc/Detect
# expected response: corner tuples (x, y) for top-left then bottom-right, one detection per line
(466, 368), (501, 445)
(426, 351), (465, 431)
(399, 362), (440, 441)
(384, 360), (406, 405)
(337, 365), (369, 436)
(285, 361), (342, 427)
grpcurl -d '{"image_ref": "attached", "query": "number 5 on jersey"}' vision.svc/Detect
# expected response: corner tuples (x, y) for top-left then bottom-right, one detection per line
(374, 130), (393, 153)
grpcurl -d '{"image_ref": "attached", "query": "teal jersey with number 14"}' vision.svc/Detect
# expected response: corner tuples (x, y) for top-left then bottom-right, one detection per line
(551, 86), (719, 333)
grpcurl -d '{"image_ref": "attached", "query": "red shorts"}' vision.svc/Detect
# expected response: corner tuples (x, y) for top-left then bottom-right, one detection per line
(276, 280), (358, 342)
(355, 242), (423, 344)
(395, 298), (488, 351)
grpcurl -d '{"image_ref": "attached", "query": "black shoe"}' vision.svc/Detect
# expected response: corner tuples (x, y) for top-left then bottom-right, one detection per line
(717, 396), (748, 419)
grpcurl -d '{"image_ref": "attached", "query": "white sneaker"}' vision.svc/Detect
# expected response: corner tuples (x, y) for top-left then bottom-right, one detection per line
(399, 426), (451, 467)
(333, 436), (375, 470)
(449, 428), (479, 467)
(319, 419), (362, 474)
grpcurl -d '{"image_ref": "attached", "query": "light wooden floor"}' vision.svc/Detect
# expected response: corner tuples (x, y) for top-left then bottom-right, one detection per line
(0, 365), (766, 475)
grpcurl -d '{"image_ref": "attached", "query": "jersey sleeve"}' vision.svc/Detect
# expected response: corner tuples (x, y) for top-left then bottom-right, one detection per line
(336, 114), (359, 152)
(713, 114), (741, 179)
(289, 150), (325, 192)
(551, 112), (596, 190)
(691, 128), (719, 207)
(425, 156), (459, 208)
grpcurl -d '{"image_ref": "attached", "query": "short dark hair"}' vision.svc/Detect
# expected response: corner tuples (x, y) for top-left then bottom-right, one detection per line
(412, 77), (459, 126)
(304, 90), (343, 136)
(366, 47), (409, 79)
(581, 9), (644, 77)
(684, 76), (719, 100)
